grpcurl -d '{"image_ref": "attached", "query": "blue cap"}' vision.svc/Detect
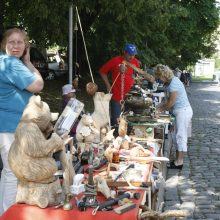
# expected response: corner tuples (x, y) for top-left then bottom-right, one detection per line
(124, 43), (137, 55)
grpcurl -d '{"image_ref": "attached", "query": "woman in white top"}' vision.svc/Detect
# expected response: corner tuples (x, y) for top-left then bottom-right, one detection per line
(155, 64), (193, 169)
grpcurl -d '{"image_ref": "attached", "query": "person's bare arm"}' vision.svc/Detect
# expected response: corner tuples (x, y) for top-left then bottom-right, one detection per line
(157, 91), (177, 112)
(100, 73), (111, 93)
(22, 47), (44, 93)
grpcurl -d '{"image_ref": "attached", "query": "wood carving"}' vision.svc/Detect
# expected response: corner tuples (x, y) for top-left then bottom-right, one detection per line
(91, 92), (112, 130)
(76, 92), (112, 154)
(118, 116), (128, 138)
(123, 60), (155, 83)
(8, 95), (75, 208)
(94, 176), (113, 199)
(76, 114), (99, 143)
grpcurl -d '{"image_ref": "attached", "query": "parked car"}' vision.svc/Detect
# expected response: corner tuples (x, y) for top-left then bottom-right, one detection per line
(30, 47), (55, 80)
(47, 53), (68, 77)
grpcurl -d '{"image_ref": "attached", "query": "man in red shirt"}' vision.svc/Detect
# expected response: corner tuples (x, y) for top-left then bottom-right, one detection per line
(99, 43), (140, 127)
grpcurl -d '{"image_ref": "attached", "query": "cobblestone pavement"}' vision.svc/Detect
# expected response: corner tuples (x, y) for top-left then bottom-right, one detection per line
(164, 82), (220, 220)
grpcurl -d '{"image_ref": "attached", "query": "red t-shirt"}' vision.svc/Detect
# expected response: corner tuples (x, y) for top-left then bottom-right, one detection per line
(99, 56), (140, 102)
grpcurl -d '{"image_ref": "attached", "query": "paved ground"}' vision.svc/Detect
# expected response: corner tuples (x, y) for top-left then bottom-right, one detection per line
(164, 81), (220, 220)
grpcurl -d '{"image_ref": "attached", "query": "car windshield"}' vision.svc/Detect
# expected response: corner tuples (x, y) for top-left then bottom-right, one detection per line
(30, 48), (45, 62)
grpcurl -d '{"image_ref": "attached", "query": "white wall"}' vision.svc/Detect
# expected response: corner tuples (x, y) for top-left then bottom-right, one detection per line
(194, 59), (215, 76)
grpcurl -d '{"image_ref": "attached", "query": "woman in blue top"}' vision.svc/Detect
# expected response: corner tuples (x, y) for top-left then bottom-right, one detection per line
(0, 27), (44, 214)
(155, 64), (193, 169)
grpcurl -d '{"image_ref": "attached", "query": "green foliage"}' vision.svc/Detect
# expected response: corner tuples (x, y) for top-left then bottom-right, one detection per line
(215, 58), (220, 70)
(0, 0), (219, 73)
(167, 0), (220, 68)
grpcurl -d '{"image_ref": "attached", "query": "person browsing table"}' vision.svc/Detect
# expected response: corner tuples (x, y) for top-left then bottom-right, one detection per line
(155, 64), (193, 169)
(99, 43), (140, 127)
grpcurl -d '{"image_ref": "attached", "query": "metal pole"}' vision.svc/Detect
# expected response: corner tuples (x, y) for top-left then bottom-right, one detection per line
(68, 4), (73, 84)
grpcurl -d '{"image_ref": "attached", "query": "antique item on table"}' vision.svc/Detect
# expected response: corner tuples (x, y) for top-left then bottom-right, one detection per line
(70, 174), (85, 195)
(100, 126), (108, 142)
(63, 193), (73, 210)
(113, 135), (130, 150)
(112, 151), (120, 163)
(73, 159), (83, 173)
(94, 176), (113, 199)
(119, 145), (153, 157)
(119, 155), (169, 163)
(114, 202), (136, 214)
(96, 160), (153, 188)
(79, 151), (98, 209)
(8, 95), (75, 208)
(125, 92), (153, 113)
(122, 169), (143, 182)
(135, 145), (151, 157)
(114, 164), (135, 182)
(80, 150), (90, 164)
(76, 114), (99, 144)
(92, 191), (140, 215)
(101, 128), (115, 144)
(104, 145), (118, 176)
(118, 116), (128, 137)
(60, 142), (76, 196)
(76, 92), (112, 156)
(84, 158), (108, 172)
(105, 145), (117, 163)
(54, 97), (84, 136)
(121, 67), (157, 122)
(125, 86), (154, 116)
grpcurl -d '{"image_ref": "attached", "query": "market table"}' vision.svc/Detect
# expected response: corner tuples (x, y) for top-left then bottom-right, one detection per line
(0, 189), (146, 220)
(0, 132), (158, 220)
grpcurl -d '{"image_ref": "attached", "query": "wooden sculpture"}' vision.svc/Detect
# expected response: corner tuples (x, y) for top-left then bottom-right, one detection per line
(8, 95), (75, 208)
(91, 92), (112, 130)
(76, 92), (112, 154)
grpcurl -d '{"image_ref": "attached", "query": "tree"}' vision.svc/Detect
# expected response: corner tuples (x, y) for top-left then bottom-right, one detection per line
(166, 0), (219, 68)
(0, 0), (219, 72)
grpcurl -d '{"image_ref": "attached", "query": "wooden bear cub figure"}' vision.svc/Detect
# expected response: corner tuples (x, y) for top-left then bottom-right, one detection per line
(8, 95), (73, 208)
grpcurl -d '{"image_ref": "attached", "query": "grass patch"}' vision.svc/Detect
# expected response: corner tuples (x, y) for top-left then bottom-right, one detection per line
(192, 75), (213, 81)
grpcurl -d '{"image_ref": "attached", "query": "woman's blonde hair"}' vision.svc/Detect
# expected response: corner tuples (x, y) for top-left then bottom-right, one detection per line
(0, 28), (29, 53)
(154, 64), (174, 81)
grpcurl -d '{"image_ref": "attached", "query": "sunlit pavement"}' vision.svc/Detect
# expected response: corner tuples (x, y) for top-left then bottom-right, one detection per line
(164, 81), (220, 219)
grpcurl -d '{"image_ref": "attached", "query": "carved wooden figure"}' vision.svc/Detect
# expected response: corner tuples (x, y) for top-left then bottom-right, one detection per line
(76, 92), (112, 154)
(8, 95), (74, 208)
(91, 92), (112, 130)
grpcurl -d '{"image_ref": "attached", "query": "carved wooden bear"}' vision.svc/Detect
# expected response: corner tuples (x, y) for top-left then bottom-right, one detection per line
(8, 95), (72, 208)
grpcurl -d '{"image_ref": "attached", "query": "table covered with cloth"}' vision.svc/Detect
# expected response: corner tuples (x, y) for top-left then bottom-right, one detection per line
(0, 189), (146, 220)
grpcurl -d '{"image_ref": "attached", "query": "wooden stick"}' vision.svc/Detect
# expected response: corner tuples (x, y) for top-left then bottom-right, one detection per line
(123, 60), (155, 83)
(114, 203), (136, 214)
